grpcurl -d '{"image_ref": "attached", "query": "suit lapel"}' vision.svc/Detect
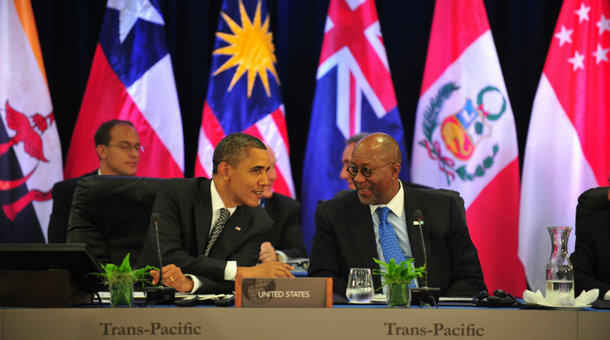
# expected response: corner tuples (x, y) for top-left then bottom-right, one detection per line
(194, 179), (213, 253)
(344, 195), (381, 286)
(217, 207), (249, 255)
(403, 182), (427, 281)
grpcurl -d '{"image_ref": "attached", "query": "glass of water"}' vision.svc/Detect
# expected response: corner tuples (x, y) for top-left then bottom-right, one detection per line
(346, 268), (374, 303)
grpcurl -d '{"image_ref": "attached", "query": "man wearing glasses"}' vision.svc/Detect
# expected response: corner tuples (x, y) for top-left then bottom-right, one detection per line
(308, 133), (485, 299)
(48, 119), (141, 243)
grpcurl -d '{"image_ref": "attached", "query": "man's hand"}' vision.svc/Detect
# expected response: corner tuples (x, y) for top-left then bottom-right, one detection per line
(149, 264), (194, 293)
(236, 262), (294, 278)
(259, 241), (278, 262)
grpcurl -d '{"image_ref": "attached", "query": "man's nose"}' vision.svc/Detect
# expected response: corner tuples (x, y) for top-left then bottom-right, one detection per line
(352, 170), (365, 183)
(259, 174), (270, 186)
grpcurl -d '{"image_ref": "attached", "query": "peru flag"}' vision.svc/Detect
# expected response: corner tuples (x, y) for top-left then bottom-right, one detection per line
(0, 0), (63, 242)
(64, 0), (184, 179)
(519, 0), (610, 293)
(411, 0), (525, 295)
(195, 0), (295, 199)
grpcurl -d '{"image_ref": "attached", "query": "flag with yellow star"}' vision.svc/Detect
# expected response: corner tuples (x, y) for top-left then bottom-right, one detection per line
(195, 0), (295, 198)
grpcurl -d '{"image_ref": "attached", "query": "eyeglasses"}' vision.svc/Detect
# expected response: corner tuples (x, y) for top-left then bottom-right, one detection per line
(107, 143), (145, 153)
(346, 162), (395, 178)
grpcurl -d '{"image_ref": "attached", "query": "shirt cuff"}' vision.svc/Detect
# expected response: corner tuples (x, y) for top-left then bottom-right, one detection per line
(184, 274), (202, 294)
(224, 261), (237, 281)
(275, 250), (288, 262)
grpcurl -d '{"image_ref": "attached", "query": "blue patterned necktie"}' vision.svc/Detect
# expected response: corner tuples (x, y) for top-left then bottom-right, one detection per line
(376, 206), (417, 288)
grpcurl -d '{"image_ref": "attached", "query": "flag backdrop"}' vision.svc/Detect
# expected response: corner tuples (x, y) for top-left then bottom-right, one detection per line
(64, 0), (184, 179)
(519, 0), (610, 293)
(195, 0), (295, 199)
(411, 0), (525, 295)
(0, 0), (62, 242)
(302, 0), (407, 252)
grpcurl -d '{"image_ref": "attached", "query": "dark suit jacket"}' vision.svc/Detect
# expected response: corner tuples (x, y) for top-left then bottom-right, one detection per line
(571, 207), (610, 295)
(263, 193), (307, 259)
(136, 178), (273, 294)
(308, 182), (486, 297)
(47, 170), (97, 243)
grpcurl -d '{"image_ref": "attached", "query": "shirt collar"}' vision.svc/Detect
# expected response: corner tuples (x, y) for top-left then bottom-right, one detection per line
(369, 181), (404, 218)
(211, 179), (236, 215)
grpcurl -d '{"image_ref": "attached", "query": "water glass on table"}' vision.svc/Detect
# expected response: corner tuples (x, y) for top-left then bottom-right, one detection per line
(346, 268), (374, 303)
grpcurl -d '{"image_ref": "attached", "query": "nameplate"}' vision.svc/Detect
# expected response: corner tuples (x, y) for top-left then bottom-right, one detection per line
(235, 277), (332, 307)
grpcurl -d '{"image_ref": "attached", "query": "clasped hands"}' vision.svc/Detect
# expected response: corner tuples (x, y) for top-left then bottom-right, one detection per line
(150, 262), (294, 293)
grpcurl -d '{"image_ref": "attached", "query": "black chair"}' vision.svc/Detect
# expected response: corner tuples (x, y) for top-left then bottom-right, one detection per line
(575, 187), (610, 222)
(571, 187), (610, 295)
(67, 176), (161, 266)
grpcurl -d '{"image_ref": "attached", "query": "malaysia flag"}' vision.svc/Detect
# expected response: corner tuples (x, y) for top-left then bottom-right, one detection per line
(195, 0), (295, 199)
(0, 0), (63, 242)
(411, 0), (525, 295)
(519, 0), (610, 293)
(302, 0), (407, 252)
(64, 0), (184, 179)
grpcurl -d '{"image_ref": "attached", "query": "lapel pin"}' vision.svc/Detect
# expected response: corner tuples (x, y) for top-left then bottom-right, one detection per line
(235, 226), (242, 231)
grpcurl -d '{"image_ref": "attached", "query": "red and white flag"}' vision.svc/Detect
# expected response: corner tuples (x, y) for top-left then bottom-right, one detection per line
(0, 0), (63, 242)
(411, 0), (525, 295)
(519, 0), (610, 293)
(64, 0), (184, 179)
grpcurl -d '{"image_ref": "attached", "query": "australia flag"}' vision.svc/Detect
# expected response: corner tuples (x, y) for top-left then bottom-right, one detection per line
(301, 0), (407, 252)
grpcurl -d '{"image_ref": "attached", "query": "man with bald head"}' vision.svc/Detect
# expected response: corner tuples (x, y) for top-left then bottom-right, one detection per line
(309, 133), (485, 298)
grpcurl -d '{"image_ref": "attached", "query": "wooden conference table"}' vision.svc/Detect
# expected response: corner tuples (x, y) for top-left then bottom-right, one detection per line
(1, 305), (609, 340)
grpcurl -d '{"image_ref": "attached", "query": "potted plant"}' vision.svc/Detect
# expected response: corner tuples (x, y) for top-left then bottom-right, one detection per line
(373, 258), (426, 307)
(92, 253), (156, 307)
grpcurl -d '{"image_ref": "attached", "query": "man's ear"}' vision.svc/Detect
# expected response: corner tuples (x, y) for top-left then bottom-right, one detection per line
(217, 161), (231, 180)
(96, 144), (106, 160)
(392, 163), (401, 179)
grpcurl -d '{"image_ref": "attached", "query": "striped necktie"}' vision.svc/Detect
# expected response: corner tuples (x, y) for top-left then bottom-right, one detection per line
(204, 208), (230, 257)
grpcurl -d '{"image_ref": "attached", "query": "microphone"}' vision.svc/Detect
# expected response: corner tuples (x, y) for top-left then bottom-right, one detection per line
(413, 210), (428, 288)
(153, 214), (164, 283)
(412, 209), (439, 306)
(145, 213), (176, 305)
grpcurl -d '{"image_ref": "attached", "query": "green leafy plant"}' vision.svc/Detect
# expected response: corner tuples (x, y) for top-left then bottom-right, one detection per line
(372, 258), (426, 289)
(92, 253), (156, 286)
(90, 253), (157, 306)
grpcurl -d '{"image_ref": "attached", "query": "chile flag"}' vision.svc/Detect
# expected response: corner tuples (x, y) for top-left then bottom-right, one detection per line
(64, 0), (184, 179)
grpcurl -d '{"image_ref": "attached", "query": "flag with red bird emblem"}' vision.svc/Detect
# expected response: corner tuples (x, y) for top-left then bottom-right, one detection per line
(0, 0), (63, 242)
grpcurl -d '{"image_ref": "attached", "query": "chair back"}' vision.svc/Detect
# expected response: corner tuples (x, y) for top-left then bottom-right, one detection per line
(67, 176), (161, 265)
(576, 187), (610, 222)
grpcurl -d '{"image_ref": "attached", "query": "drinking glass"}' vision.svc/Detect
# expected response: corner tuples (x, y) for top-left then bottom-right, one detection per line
(346, 268), (374, 303)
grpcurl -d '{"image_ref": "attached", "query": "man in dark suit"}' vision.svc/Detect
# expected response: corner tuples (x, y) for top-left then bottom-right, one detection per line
(139, 133), (293, 294)
(258, 146), (307, 262)
(47, 120), (140, 243)
(572, 206), (610, 298)
(308, 133), (485, 298)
